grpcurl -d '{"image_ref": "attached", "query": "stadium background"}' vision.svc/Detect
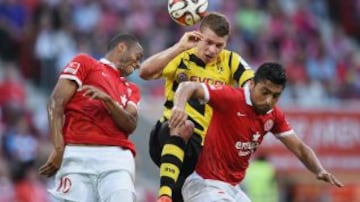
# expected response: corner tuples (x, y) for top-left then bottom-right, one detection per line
(0, 0), (359, 201)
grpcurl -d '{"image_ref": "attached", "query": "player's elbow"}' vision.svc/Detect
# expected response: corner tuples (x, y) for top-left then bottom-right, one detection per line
(138, 65), (154, 80)
(138, 68), (149, 80)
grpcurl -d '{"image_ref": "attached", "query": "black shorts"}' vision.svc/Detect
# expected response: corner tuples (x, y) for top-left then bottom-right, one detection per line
(149, 120), (202, 201)
(149, 119), (202, 175)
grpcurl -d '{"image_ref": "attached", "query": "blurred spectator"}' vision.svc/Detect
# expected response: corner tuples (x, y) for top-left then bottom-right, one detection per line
(0, 157), (15, 202)
(242, 154), (280, 202)
(12, 161), (49, 202)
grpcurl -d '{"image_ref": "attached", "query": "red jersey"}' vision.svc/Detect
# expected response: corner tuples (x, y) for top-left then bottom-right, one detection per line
(59, 54), (140, 155)
(196, 84), (293, 185)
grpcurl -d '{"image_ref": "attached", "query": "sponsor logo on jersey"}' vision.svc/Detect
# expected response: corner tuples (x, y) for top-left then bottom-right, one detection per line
(189, 76), (225, 85)
(64, 62), (80, 74)
(235, 132), (261, 156)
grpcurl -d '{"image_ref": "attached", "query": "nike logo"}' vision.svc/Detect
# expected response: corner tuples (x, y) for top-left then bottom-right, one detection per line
(237, 112), (246, 117)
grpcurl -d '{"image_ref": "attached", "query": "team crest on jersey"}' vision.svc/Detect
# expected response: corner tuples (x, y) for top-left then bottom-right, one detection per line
(216, 64), (224, 73)
(264, 119), (274, 131)
(64, 62), (80, 74)
(177, 73), (188, 82)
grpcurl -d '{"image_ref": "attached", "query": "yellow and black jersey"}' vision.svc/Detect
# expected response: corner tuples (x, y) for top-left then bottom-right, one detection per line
(161, 48), (254, 144)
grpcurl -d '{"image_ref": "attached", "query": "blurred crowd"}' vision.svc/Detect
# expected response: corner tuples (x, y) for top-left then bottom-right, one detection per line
(0, 0), (359, 201)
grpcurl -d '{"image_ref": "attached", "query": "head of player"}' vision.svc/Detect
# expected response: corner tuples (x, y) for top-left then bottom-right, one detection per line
(105, 34), (144, 77)
(196, 12), (230, 63)
(249, 63), (287, 114)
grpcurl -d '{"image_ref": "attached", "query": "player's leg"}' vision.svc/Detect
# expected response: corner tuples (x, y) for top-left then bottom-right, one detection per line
(95, 146), (136, 202)
(48, 146), (98, 202)
(49, 174), (97, 202)
(149, 120), (170, 166)
(158, 120), (194, 201)
(97, 170), (135, 202)
(172, 134), (202, 202)
(182, 173), (248, 202)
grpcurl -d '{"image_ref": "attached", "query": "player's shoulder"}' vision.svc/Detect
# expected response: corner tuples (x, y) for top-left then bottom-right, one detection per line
(270, 106), (285, 118)
(177, 48), (198, 60)
(72, 53), (97, 63)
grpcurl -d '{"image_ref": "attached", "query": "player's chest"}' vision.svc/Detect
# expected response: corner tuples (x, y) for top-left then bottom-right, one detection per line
(175, 62), (230, 85)
(228, 108), (275, 141)
(84, 69), (127, 100)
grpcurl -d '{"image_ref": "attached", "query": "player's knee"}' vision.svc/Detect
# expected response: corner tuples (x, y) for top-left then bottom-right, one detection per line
(170, 121), (194, 142)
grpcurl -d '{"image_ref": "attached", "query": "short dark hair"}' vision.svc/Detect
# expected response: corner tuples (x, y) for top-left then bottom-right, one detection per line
(200, 12), (230, 37)
(107, 33), (139, 51)
(254, 63), (287, 88)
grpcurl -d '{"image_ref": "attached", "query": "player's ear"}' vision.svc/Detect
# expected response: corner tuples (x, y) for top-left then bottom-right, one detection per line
(116, 42), (127, 54)
(249, 79), (255, 89)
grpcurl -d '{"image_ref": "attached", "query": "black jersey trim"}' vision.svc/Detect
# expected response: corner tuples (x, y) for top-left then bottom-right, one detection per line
(234, 62), (245, 82)
(189, 54), (206, 68)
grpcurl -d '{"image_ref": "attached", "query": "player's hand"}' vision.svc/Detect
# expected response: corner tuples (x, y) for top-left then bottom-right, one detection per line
(316, 170), (344, 187)
(82, 85), (111, 102)
(169, 106), (187, 128)
(39, 148), (64, 177)
(177, 31), (203, 51)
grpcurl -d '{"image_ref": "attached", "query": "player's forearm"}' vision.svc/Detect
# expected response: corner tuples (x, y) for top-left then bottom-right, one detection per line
(104, 99), (137, 133)
(174, 82), (203, 109)
(47, 99), (65, 151)
(139, 43), (185, 80)
(296, 144), (326, 175)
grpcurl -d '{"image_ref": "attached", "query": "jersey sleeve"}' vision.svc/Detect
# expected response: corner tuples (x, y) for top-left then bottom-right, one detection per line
(204, 84), (239, 112)
(271, 107), (294, 138)
(59, 54), (92, 87)
(126, 82), (141, 109)
(229, 52), (254, 86)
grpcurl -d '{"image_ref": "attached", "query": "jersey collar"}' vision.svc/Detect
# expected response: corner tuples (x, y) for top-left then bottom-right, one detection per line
(244, 84), (252, 106)
(100, 58), (117, 70)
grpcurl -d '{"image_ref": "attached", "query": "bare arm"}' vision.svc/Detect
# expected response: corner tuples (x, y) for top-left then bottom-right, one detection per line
(169, 81), (205, 128)
(139, 31), (203, 80)
(39, 79), (77, 177)
(279, 133), (344, 187)
(82, 85), (137, 133)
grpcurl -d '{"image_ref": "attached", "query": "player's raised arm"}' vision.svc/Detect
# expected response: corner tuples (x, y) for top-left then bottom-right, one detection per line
(278, 132), (344, 187)
(139, 31), (203, 80)
(170, 81), (206, 128)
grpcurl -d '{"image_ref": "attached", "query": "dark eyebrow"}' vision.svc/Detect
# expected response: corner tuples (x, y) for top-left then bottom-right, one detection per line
(262, 86), (281, 96)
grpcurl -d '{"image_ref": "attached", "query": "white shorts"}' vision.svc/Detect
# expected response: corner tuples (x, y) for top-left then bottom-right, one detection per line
(49, 146), (135, 202)
(182, 172), (251, 202)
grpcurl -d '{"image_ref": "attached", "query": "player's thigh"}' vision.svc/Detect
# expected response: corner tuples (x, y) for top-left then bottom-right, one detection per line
(97, 170), (135, 202)
(181, 136), (202, 176)
(149, 120), (170, 166)
(182, 177), (235, 202)
(49, 173), (97, 202)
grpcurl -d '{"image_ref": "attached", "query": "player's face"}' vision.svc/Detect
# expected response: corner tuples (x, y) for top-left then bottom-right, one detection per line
(196, 27), (228, 63)
(117, 43), (144, 77)
(249, 80), (283, 114)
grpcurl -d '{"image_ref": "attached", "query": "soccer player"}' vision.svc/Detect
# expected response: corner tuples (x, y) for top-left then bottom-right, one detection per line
(139, 12), (254, 202)
(169, 63), (344, 202)
(38, 34), (144, 202)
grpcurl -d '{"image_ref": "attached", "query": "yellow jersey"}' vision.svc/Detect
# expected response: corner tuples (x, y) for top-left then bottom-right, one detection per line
(161, 48), (254, 144)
